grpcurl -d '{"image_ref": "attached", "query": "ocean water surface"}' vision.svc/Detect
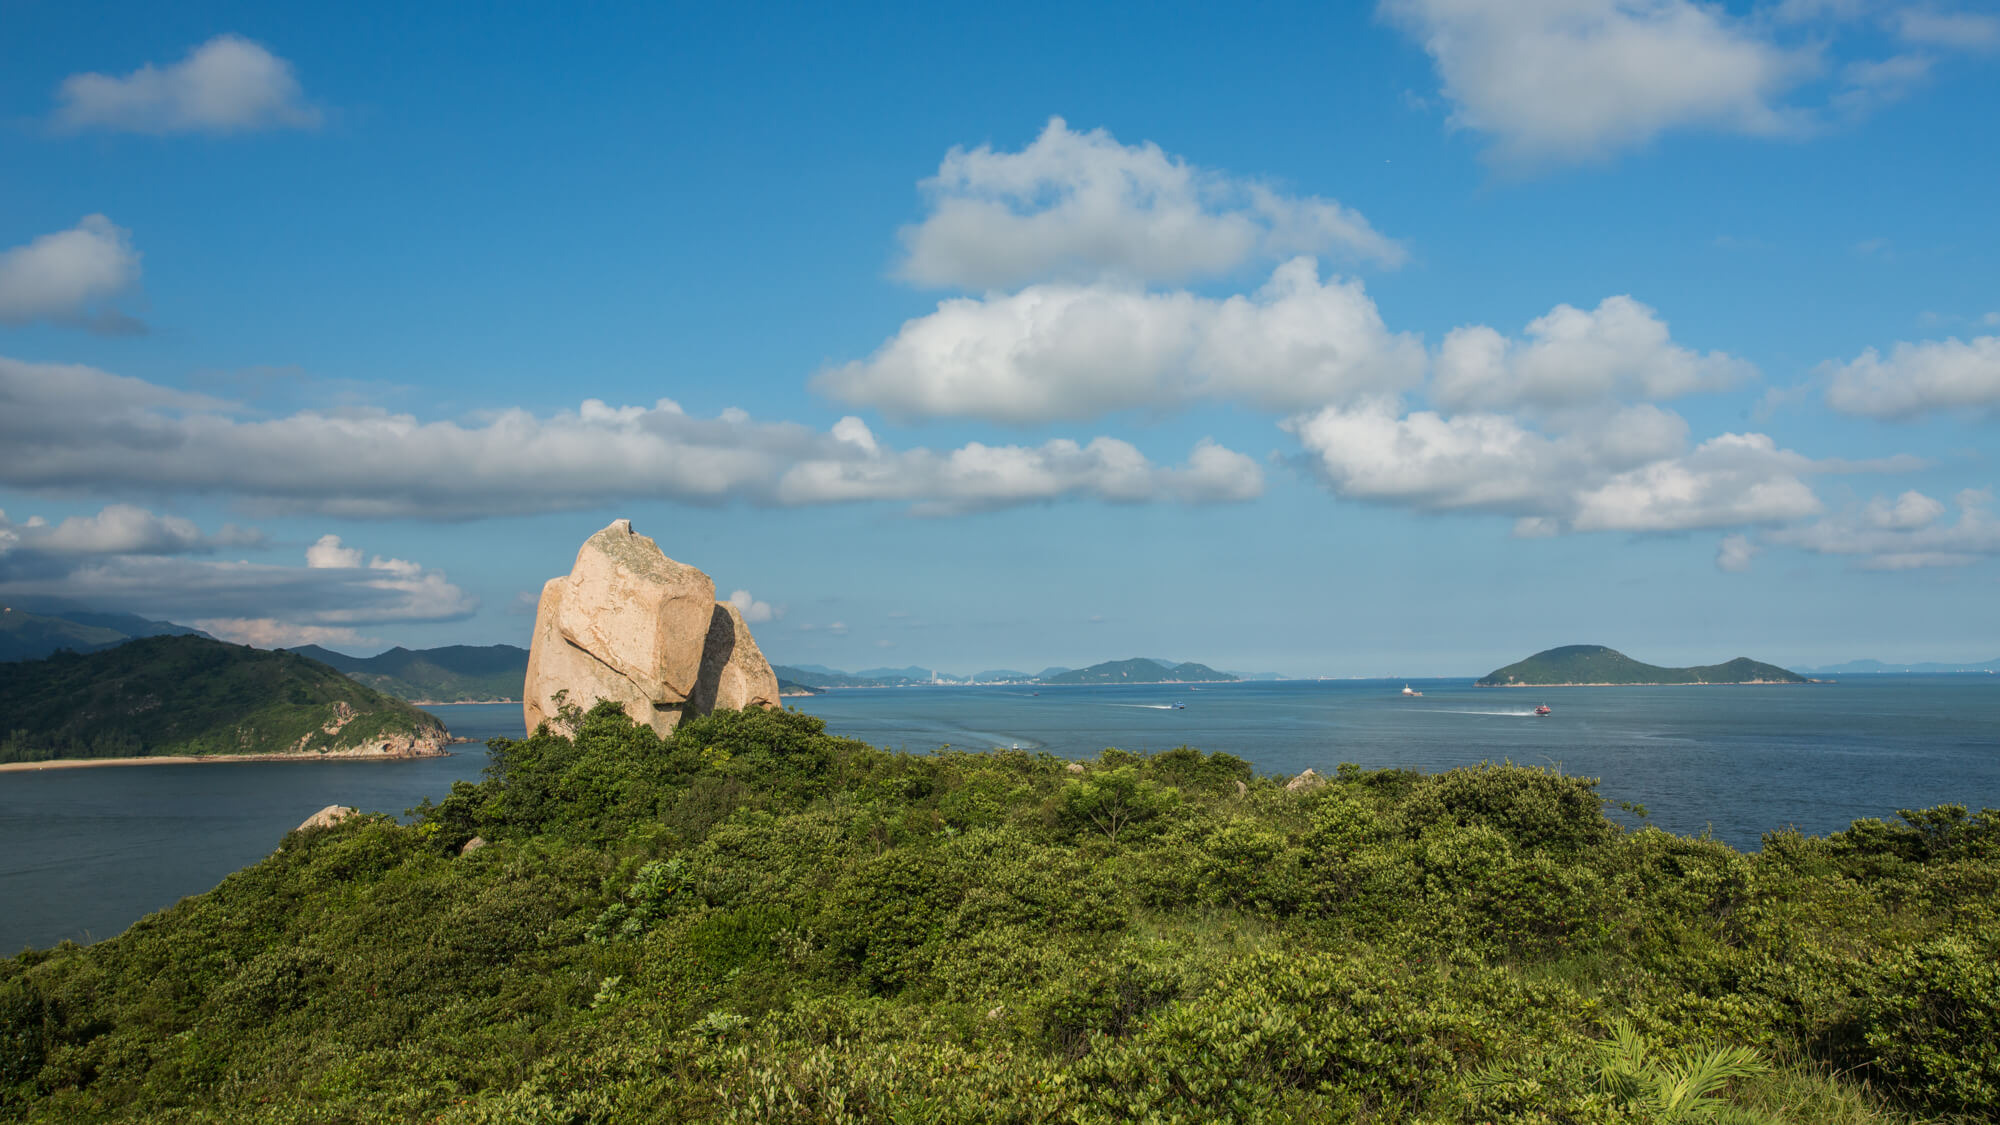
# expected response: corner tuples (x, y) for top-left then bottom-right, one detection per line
(4, 680), (1998, 952)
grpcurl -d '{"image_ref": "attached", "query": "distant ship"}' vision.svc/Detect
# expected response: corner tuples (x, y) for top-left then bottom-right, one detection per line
(1534, 704), (1552, 716)
(1401, 684), (1423, 697)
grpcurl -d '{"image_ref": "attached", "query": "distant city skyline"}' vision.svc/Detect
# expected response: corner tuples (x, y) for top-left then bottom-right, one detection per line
(3, 3), (1999, 677)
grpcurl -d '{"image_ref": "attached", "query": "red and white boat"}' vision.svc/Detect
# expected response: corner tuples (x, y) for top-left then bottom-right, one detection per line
(1534, 704), (1552, 716)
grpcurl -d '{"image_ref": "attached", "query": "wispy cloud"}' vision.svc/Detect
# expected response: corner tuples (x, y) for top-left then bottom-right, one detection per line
(0, 356), (1262, 519)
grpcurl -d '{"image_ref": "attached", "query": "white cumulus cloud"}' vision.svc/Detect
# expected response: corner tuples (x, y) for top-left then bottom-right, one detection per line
(819, 258), (1424, 424)
(1770, 489), (2000, 569)
(1822, 334), (2000, 418)
(1432, 295), (1755, 410)
(898, 117), (1404, 289)
(1381, 0), (1814, 165)
(0, 503), (260, 567)
(1283, 400), (1823, 534)
(1569, 433), (1823, 532)
(0, 215), (143, 333)
(728, 589), (776, 623)
(53, 34), (321, 135)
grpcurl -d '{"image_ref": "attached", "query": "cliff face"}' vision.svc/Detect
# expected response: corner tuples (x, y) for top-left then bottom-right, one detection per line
(524, 520), (780, 737)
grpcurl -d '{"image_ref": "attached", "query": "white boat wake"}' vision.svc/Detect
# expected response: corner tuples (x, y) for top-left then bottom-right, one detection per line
(1409, 708), (1540, 717)
(1107, 703), (1180, 710)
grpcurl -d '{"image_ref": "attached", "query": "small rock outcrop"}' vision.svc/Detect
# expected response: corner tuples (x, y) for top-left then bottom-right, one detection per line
(1285, 769), (1322, 793)
(296, 805), (356, 833)
(524, 519), (781, 737)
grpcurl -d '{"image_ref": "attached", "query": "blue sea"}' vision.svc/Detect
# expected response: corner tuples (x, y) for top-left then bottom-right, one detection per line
(4, 678), (1998, 952)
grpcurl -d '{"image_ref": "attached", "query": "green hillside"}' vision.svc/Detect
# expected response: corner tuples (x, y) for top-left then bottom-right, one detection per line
(287, 643), (527, 702)
(0, 635), (447, 764)
(1478, 645), (1806, 686)
(2, 703), (1992, 1121)
(1043, 657), (1239, 685)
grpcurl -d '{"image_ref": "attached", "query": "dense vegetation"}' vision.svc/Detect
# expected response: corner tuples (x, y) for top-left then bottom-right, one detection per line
(0, 636), (446, 764)
(4, 702), (1994, 1122)
(286, 644), (529, 703)
(1479, 645), (1806, 686)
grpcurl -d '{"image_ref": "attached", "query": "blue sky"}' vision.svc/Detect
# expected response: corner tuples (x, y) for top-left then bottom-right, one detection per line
(3, 0), (1998, 676)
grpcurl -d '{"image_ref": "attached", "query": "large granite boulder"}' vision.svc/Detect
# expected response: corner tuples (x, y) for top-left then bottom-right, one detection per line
(524, 519), (781, 737)
(296, 805), (356, 832)
(687, 600), (782, 714)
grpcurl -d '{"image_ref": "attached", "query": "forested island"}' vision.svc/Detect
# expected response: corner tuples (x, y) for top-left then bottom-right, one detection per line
(1041, 657), (1236, 684)
(2, 702), (1992, 1121)
(1479, 645), (1807, 686)
(0, 635), (447, 765)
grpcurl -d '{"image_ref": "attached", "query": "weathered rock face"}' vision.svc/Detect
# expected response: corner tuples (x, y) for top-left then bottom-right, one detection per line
(524, 519), (781, 737)
(687, 601), (781, 715)
(296, 805), (356, 833)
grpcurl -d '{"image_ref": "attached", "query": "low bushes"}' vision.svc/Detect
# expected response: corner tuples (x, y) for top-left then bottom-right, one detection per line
(3, 703), (1993, 1122)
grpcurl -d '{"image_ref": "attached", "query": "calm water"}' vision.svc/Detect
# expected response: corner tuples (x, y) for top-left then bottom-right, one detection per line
(5, 681), (1998, 952)
(0, 704), (519, 953)
(790, 677), (2000, 847)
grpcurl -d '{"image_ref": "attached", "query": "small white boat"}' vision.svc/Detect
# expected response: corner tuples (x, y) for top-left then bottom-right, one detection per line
(1401, 684), (1423, 697)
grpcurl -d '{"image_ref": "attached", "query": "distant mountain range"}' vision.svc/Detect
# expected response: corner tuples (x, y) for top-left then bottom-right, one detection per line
(285, 644), (528, 702)
(1478, 645), (1805, 687)
(771, 657), (1238, 689)
(0, 602), (210, 662)
(1802, 657), (2000, 675)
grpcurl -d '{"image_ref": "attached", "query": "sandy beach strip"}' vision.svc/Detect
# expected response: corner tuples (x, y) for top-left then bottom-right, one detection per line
(0, 750), (450, 773)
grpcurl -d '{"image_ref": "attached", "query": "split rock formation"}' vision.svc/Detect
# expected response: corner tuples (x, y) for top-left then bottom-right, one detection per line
(524, 519), (780, 736)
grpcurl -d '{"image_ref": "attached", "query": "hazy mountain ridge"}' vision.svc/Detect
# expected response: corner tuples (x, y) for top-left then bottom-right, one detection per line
(770, 658), (1238, 688)
(0, 603), (211, 663)
(1804, 657), (2000, 675)
(285, 643), (529, 702)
